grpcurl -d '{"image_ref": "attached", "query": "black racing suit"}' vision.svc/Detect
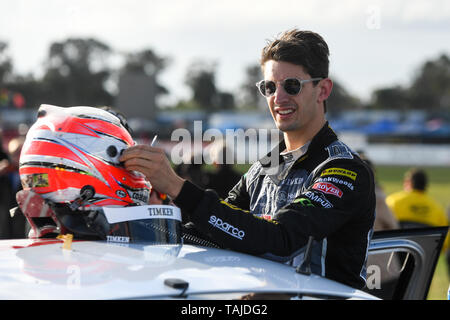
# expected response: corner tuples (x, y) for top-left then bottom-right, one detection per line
(174, 123), (375, 289)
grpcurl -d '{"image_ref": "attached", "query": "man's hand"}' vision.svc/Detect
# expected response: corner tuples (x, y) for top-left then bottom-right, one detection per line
(119, 145), (185, 199)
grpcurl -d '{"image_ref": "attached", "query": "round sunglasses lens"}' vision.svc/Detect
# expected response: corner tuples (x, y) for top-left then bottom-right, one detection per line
(283, 79), (301, 95)
(262, 81), (276, 96)
(258, 82), (266, 96)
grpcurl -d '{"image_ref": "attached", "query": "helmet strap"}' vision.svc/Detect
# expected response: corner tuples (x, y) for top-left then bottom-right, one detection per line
(69, 185), (95, 211)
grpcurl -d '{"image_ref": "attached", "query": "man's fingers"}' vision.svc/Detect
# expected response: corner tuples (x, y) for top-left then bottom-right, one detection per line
(118, 144), (183, 198)
(119, 145), (164, 162)
(122, 156), (152, 168)
(124, 162), (157, 177)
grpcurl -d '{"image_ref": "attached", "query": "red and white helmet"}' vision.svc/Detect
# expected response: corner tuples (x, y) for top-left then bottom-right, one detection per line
(19, 104), (151, 210)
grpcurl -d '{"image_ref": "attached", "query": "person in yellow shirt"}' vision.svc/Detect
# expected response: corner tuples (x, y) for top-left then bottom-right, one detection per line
(386, 168), (448, 229)
(386, 168), (449, 275)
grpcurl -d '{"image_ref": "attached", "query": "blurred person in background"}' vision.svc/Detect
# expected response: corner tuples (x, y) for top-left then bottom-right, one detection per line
(447, 206), (450, 276)
(175, 154), (210, 189)
(386, 168), (449, 274)
(358, 150), (399, 231)
(205, 140), (241, 199)
(6, 136), (26, 238)
(357, 151), (399, 299)
(0, 130), (12, 239)
(386, 168), (448, 229)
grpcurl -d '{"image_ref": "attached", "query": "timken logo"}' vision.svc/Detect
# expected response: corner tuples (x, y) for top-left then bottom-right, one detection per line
(147, 207), (174, 217)
(106, 235), (130, 243)
(208, 215), (245, 240)
(312, 182), (343, 198)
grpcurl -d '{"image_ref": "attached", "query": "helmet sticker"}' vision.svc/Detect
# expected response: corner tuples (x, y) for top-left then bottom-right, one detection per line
(22, 173), (50, 188)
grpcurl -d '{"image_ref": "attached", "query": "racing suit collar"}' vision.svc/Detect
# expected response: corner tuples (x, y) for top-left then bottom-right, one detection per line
(298, 121), (339, 162)
(258, 121), (338, 176)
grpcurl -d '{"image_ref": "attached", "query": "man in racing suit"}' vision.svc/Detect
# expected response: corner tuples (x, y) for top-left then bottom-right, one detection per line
(120, 29), (376, 289)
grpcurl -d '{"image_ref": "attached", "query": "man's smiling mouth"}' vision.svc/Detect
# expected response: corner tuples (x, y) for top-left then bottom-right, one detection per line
(275, 107), (296, 116)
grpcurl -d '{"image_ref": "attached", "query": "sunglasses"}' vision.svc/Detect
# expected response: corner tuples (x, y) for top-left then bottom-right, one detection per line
(256, 77), (323, 97)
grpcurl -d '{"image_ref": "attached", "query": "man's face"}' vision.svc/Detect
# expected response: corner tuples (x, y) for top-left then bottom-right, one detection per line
(262, 60), (322, 133)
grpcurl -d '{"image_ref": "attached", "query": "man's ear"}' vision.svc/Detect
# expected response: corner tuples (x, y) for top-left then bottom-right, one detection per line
(317, 78), (333, 104)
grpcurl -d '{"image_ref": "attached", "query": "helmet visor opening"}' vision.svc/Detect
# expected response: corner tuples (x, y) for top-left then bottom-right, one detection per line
(103, 205), (183, 245)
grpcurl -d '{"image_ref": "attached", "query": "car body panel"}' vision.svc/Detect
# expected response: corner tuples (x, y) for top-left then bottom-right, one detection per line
(0, 227), (446, 300)
(0, 239), (376, 300)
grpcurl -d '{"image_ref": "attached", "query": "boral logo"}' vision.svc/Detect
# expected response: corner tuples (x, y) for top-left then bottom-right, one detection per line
(208, 215), (245, 240)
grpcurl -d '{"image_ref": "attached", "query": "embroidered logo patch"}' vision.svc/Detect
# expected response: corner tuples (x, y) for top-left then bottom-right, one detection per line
(208, 215), (245, 240)
(320, 167), (357, 181)
(312, 182), (343, 198)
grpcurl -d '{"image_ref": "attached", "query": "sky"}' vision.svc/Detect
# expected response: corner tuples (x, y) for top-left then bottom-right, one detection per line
(1, 0), (449, 106)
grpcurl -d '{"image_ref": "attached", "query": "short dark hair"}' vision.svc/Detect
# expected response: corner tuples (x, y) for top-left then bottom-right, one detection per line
(406, 168), (428, 191)
(260, 29), (330, 79)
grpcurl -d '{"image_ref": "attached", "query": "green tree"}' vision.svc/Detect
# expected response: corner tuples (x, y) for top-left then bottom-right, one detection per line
(0, 41), (12, 85)
(184, 60), (219, 110)
(366, 54), (450, 112)
(216, 91), (235, 110)
(41, 38), (113, 106)
(184, 60), (238, 111)
(370, 85), (410, 111)
(409, 54), (450, 111)
(326, 78), (362, 115)
(122, 48), (170, 96)
(239, 64), (264, 109)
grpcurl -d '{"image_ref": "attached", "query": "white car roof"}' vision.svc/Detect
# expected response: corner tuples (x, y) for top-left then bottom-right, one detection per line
(0, 239), (377, 300)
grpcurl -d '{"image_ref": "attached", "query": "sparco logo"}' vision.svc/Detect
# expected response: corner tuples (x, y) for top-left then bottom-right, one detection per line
(208, 215), (245, 240)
